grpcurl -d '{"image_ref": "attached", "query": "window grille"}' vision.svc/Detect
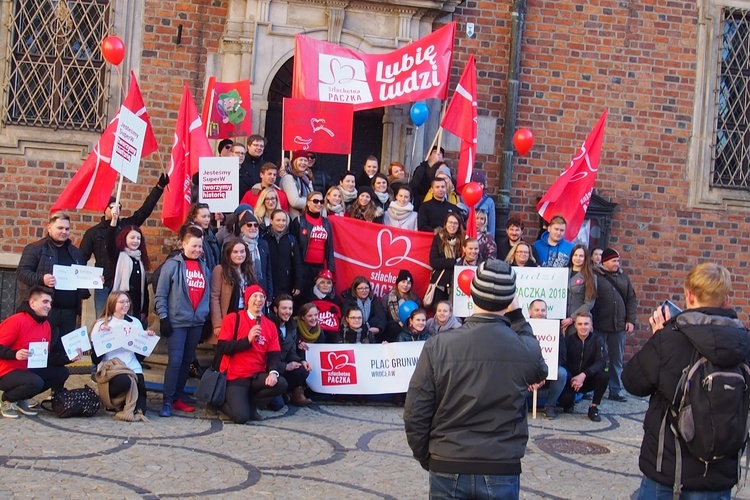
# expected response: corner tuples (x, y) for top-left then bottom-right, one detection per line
(713, 7), (750, 189)
(3, 0), (111, 131)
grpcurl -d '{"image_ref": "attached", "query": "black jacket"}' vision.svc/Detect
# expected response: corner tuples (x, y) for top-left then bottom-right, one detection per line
(16, 237), (90, 306)
(268, 310), (304, 371)
(341, 290), (387, 336)
(429, 232), (458, 291)
(622, 308), (750, 491)
(239, 154), (263, 200)
(409, 160), (436, 209)
(79, 184), (164, 286)
(289, 213), (335, 272)
(404, 309), (548, 474)
(496, 237), (541, 264)
(262, 229), (303, 295)
(564, 331), (607, 378)
(417, 199), (461, 233)
(592, 266), (637, 333)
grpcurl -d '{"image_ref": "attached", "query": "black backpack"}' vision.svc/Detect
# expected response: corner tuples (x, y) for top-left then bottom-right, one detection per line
(657, 321), (750, 497)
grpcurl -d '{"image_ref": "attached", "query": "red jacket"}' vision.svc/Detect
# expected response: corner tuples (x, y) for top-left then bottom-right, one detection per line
(217, 312), (281, 381)
(0, 311), (50, 378)
(240, 184), (290, 213)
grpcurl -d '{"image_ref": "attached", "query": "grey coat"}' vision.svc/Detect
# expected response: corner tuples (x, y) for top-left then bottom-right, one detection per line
(154, 253), (210, 328)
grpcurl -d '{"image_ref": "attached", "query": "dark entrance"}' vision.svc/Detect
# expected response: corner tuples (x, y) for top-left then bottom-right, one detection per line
(265, 58), (384, 191)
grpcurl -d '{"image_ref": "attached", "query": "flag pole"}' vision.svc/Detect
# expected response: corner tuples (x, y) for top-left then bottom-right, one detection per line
(532, 388), (537, 419)
(435, 100), (448, 155)
(111, 173), (124, 227)
(347, 153), (352, 172)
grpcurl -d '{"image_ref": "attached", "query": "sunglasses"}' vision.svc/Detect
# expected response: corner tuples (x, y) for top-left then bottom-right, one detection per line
(245, 222), (259, 228)
(310, 199), (324, 204)
(223, 145), (232, 150)
(196, 203), (209, 209)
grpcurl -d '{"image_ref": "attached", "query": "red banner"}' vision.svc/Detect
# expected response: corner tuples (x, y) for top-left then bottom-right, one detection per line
(537, 110), (608, 240)
(282, 98), (354, 154)
(292, 23), (456, 111)
(201, 78), (252, 139)
(328, 217), (433, 299)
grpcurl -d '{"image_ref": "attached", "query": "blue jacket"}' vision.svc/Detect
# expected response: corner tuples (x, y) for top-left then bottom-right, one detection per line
(154, 253), (210, 328)
(533, 231), (574, 267)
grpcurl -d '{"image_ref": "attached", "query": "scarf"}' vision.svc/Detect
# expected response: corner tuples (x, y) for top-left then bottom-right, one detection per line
(96, 358), (148, 422)
(326, 203), (345, 216)
(243, 234), (262, 276)
(444, 237), (458, 259)
(386, 202), (414, 222)
(340, 186), (358, 204)
(312, 286), (328, 300)
(112, 249), (145, 310)
(356, 296), (372, 324)
(426, 314), (462, 335)
(375, 191), (390, 204)
(297, 318), (321, 343)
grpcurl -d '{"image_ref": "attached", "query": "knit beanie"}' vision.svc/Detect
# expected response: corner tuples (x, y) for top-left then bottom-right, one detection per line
(470, 259), (516, 312)
(396, 269), (413, 284)
(601, 248), (620, 263)
(233, 203), (253, 217)
(244, 284), (266, 305)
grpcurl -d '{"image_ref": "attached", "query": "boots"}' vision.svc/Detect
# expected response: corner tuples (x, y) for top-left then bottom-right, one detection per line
(290, 386), (311, 406)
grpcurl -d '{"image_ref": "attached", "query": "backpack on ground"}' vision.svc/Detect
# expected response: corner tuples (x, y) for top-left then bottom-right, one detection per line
(657, 327), (750, 498)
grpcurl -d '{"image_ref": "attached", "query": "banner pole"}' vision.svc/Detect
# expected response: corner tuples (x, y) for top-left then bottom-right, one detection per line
(347, 153), (352, 172)
(532, 388), (537, 420)
(436, 100), (448, 154)
(408, 126), (419, 182)
(424, 127), (440, 162)
(111, 173), (124, 227)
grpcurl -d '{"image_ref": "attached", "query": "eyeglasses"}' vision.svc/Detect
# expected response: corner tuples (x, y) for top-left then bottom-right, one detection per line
(356, 285), (370, 291)
(116, 300), (131, 305)
(250, 142), (265, 148)
(348, 316), (363, 321)
(245, 222), (259, 228)
(310, 199), (324, 204)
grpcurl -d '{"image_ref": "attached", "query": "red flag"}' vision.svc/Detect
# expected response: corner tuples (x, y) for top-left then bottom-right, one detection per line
(282, 98), (354, 154)
(201, 78), (252, 139)
(537, 110), (608, 240)
(441, 56), (477, 191)
(50, 73), (158, 212)
(292, 23), (456, 111)
(162, 84), (213, 233)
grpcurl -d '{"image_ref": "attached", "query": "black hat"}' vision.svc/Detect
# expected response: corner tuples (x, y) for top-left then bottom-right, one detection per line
(218, 139), (234, 154)
(240, 211), (258, 225)
(470, 259), (516, 312)
(358, 186), (375, 201)
(601, 248), (620, 263)
(396, 269), (413, 284)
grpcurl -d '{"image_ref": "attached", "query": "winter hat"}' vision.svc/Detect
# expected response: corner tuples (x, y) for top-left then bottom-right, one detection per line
(233, 203), (253, 217)
(470, 259), (517, 312)
(601, 248), (620, 263)
(471, 171), (486, 184)
(358, 186), (375, 202)
(293, 150), (308, 161)
(240, 211), (259, 225)
(435, 165), (452, 180)
(244, 284), (266, 305)
(218, 139), (234, 154)
(316, 269), (335, 284)
(396, 269), (413, 284)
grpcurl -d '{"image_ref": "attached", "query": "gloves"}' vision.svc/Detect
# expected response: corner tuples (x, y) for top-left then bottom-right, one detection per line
(157, 173), (170, 189)
(160, 319), (172, 338)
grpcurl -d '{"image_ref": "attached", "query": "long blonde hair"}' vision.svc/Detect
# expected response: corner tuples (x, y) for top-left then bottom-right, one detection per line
(254, 187), (279, 220)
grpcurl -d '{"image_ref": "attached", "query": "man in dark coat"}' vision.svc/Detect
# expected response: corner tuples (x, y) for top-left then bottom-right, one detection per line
(409, 146), (443, 210)
(417, 177), (460, 232)
(622, 263), (750, 497)
(238, 134), (266, 199)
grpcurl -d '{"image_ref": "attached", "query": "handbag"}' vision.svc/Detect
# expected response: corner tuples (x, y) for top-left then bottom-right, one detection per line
(41, 385), (100, 418)
(195, 312), (240, 407)
(423, 269), (446, 308)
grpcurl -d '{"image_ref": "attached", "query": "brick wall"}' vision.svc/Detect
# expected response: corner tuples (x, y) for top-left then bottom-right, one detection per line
(452, 0), (750, 355)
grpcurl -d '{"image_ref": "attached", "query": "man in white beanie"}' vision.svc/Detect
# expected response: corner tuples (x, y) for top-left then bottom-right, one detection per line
(404, 259), (548, 499)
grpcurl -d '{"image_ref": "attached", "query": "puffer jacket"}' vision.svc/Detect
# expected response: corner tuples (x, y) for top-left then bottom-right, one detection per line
(404, 309), (548, 474)
(622, 308), (750, 492)
(592, 266), (636, 333)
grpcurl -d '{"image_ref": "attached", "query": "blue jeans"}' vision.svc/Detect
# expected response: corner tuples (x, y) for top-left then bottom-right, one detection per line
(94, 287), (112, 318)
(429, 472), (519, 499)
(636, 476), (731, 500)
(545, 366), (568, 407)
(163, 325), (202, 404)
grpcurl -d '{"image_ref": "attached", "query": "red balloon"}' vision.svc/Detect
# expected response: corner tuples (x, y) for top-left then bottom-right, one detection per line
(101, 36), (125, 65)
(462, 181), (484, 207)
(513, 128), (534, 156)
(457, 269), (475, 296)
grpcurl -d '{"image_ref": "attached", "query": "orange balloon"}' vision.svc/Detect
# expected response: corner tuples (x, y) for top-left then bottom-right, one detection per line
(101, 36), (125, 65)
(462, 181), (484, 207)
(513, 128), (534, 156)
(457, 269), (475, 296)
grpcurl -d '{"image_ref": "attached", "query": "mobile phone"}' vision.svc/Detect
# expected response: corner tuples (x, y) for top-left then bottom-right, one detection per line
(661, 299), (682, 318)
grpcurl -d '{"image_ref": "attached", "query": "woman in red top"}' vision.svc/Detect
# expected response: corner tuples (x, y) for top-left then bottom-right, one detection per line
(215, 285), (287, 423)
(289, 191), (335, 298)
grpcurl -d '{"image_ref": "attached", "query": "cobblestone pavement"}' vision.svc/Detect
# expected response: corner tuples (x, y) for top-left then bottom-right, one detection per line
(1, 377), (748, 499)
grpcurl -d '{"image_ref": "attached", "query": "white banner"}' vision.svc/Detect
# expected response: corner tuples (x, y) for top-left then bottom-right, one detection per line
(111, 105), (147, 182)
(306, 342), (425, 394)
(529, 318), (559, 380)
(199, 157), (239, 213)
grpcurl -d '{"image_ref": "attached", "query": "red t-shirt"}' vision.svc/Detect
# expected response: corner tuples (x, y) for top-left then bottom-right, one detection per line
(184, 259), (206, 310)
(303, 213), (327, 265)
(0, 312), (51, 378)
(217, 312), (280, 381)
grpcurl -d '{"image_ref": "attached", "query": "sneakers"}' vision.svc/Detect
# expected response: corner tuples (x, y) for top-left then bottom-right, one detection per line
(608, 394), (627, 402)
(14, 400), (38, 416)
(159, 403), (172, 417)
(172, 399), (195, 413)
(26, 399), (40, 409)
(1, 402), (19, 419)
(543, 406), (558, 419)
(181, 395), (198, 405)
(588, 405), (601, 422)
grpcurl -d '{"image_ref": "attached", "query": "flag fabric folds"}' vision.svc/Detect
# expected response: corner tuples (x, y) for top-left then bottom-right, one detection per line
(282, 98), (354, 155)
(162, 84), (213, 233)
(50, 72), (158, 213)
(537, 110), (608, 241)
(441, 56), (477, 191)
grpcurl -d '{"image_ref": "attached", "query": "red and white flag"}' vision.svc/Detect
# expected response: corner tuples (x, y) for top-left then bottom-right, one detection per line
(537, 110), (608, 240)
(50, 73), (158, 212)
(201, 78), (252, 139)
(282, 98), (354, 155)
(162, 84), (213, 233)
(441, 56), (477, 191)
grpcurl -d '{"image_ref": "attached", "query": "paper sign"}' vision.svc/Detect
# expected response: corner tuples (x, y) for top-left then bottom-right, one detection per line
(27, 341), (49, 369)
(453, 265), (477, 317)
(199, 156), (239, 213)
(123, 331), (159, 357)
(514, 267), (570, 320)
(52, 265), (78, 290)
(529, 318), (560, 381)
(111, 105), (147, 182)
(61, 327), (91, 361)
(72, 265), (104, 289)
(91, 328), (121, 357)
